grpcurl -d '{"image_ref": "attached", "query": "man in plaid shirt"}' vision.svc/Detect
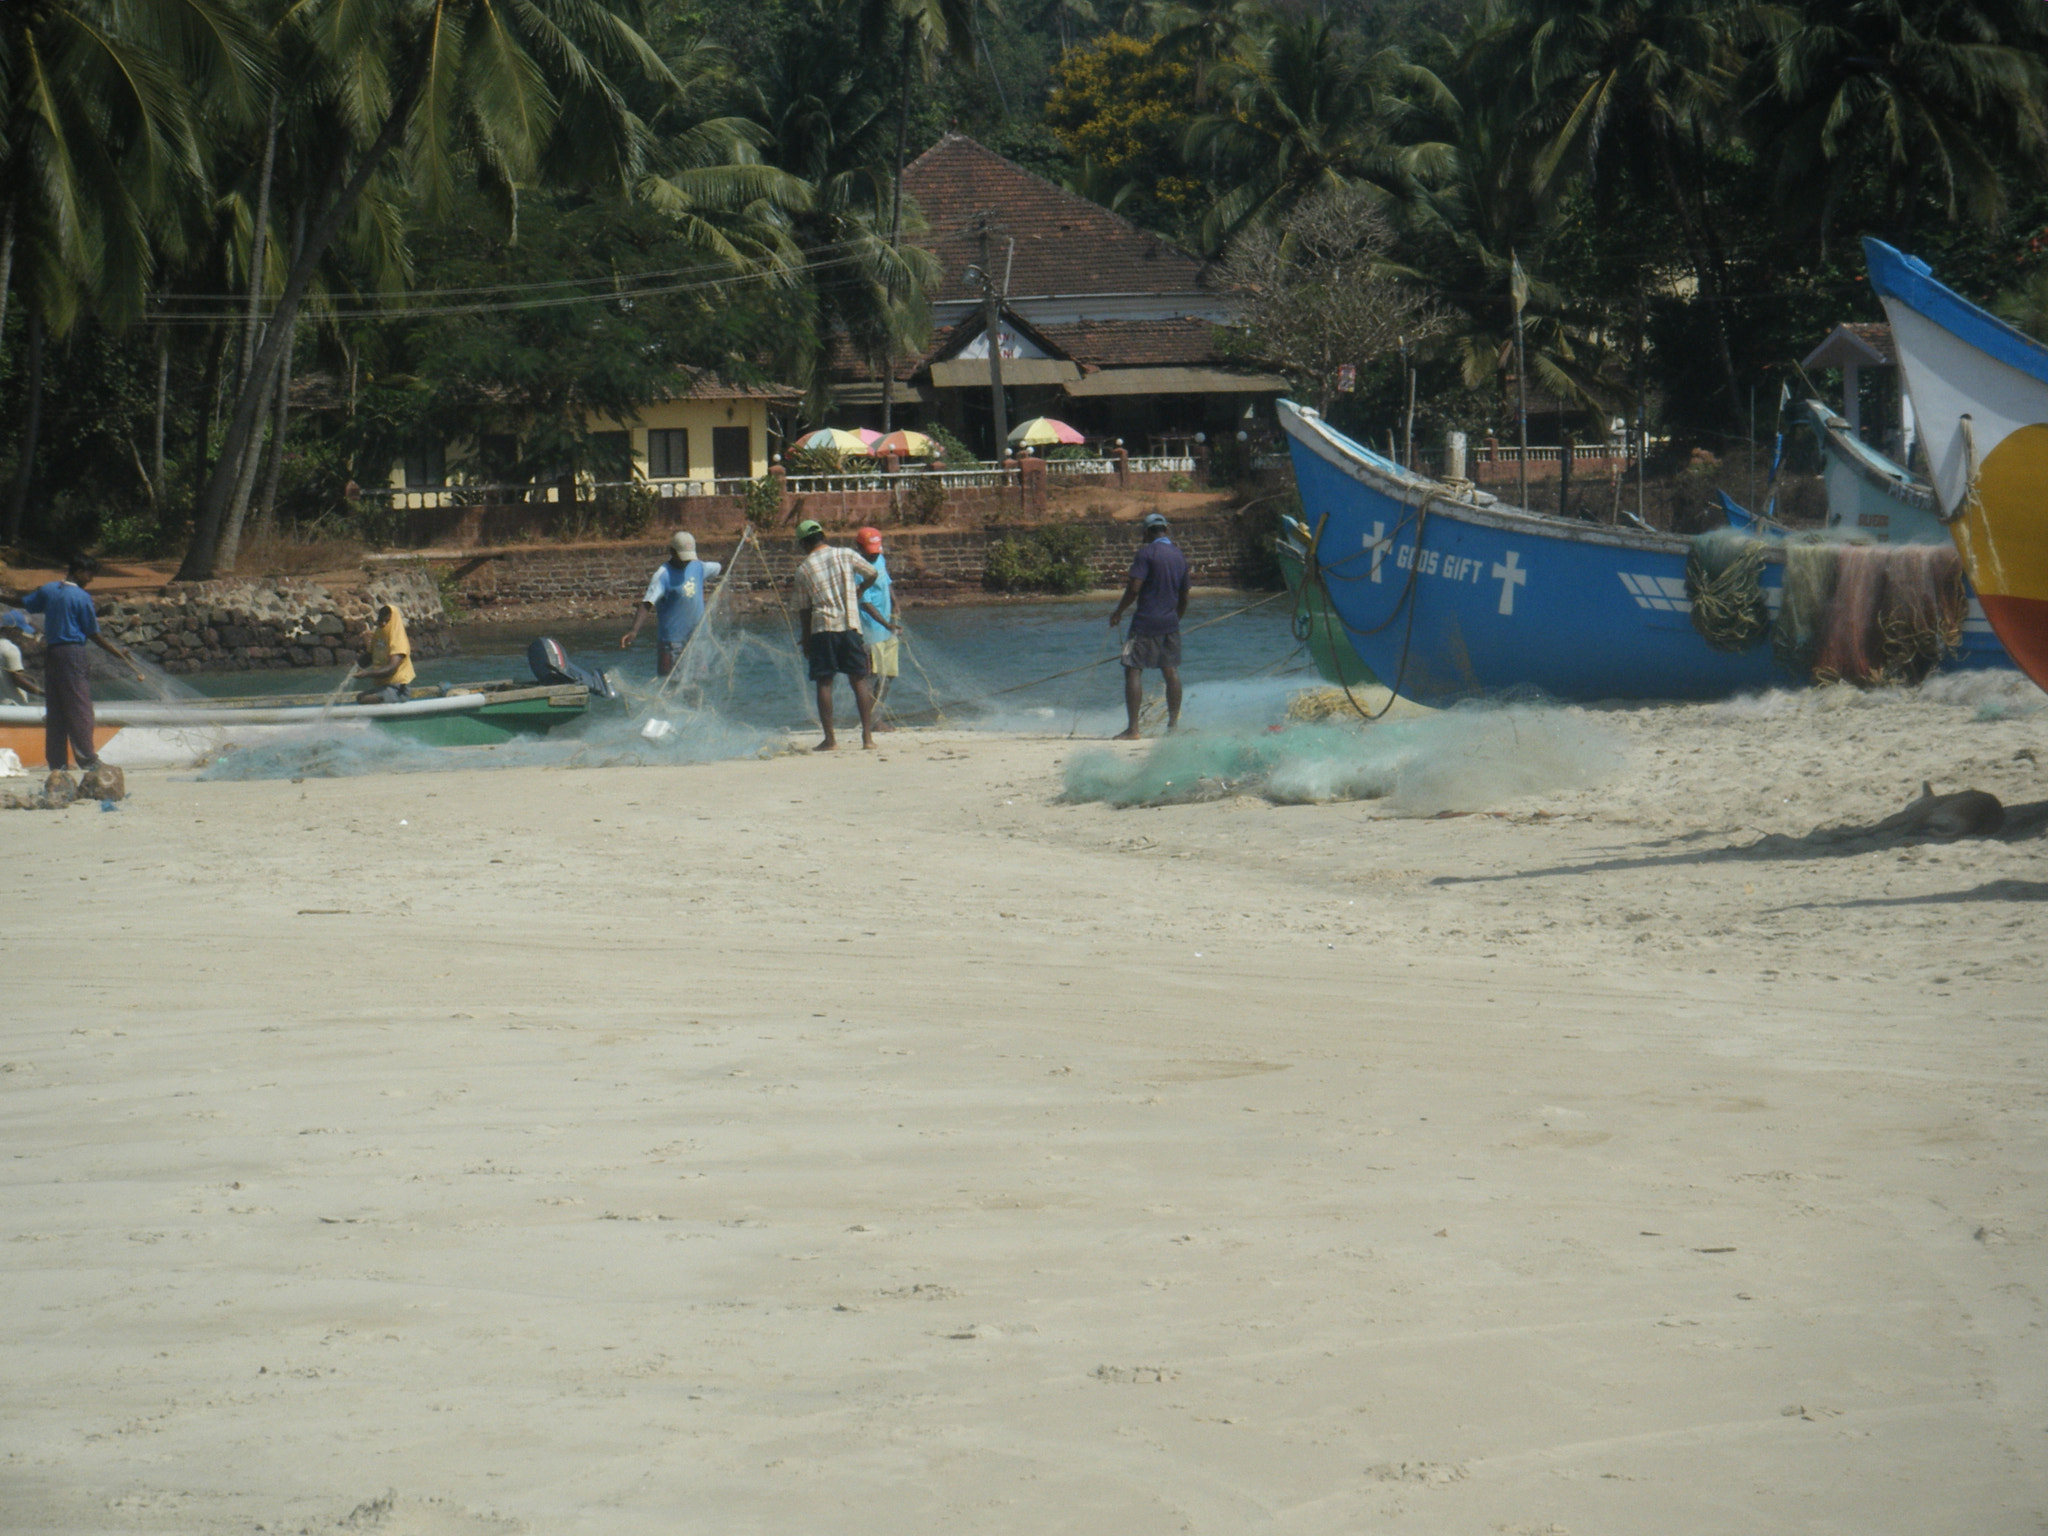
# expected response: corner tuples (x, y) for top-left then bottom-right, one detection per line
(791, 518), (881, 750)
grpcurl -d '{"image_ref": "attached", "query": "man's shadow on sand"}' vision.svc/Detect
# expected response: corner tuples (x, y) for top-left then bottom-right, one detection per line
(1431, 796), (2048, 910)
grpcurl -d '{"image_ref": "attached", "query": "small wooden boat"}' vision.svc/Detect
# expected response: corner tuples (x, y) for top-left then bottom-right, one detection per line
(1864, 238), (2048, 688)
(1277, 398), (2010, 703)
(0, 680), (591, 769)
(1276, 515), (1378, 687)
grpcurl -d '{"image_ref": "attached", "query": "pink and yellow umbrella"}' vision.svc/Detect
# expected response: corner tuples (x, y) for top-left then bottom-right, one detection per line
(1007, 416), (1085, 447)
(795, 428), (872, 454)
(870, 430), (935, 457)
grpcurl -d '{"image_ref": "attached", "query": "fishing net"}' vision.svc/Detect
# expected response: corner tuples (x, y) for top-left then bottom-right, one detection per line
(1876, 543), (1968, 684)
(198, 533), (816, 781)
(1686, 528), (1772, 652)
(1062, 705), (1620, 813)
(1770, 541), (1837, 674)
(1811, 542), (1966, 686)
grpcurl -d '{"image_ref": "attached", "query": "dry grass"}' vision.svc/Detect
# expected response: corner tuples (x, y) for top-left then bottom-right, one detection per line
(233, 528), (367, 579)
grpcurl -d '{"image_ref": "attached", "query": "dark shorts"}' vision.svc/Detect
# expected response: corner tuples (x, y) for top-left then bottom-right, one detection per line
(1121, 631), (1182, 671)
(367, 684), (412, 704)
(806, 630), (870, 681)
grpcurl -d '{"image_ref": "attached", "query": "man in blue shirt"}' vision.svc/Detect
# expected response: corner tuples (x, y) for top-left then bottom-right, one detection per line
(5, 556), (144, 771)
(621, 531), (723, 676)
(1106, 512), (1190, 739)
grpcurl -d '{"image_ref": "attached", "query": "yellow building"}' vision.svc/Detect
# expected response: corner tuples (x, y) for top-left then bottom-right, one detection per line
(389, 376), (797, 500)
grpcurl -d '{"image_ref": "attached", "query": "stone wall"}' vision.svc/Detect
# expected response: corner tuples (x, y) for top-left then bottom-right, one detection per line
(95, 566), (451, 674)
(413, 517), (1270, 617)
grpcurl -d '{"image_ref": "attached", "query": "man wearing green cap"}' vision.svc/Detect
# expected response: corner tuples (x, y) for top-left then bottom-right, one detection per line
(791, 519), (880, 750)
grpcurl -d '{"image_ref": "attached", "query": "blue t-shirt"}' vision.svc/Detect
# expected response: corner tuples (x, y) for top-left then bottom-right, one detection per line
(643, 558), (721, 646)
(23, 581), (98, 646)
(1126, 538), (1189, 638)
(859, 554), (893, 644)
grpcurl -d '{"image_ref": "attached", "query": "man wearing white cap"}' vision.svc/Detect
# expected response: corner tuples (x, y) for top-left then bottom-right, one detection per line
(622, 531), (723, 676)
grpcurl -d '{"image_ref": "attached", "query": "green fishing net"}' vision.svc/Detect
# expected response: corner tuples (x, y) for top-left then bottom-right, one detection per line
(1771, 541), (1837, 674)
(1686, 528), (1772, 652)
(1062, 707), (1621, 813)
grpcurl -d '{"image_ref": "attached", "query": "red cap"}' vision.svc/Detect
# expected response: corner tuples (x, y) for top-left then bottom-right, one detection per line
(855, 526), (884, 555)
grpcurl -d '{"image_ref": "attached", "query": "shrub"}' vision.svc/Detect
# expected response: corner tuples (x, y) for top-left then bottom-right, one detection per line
(922, 421), (980, 467)
(1166, 472), (1194, 493)
(906, 473), (947, 523)
(592, 480), (656, 539)
(743, 476), (782, 526)
(985, 523), (1100, 594)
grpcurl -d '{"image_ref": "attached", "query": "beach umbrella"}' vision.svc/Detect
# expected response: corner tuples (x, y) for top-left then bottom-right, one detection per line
(870, 430), (935, 457)
(1008, 417), (1086, 447)
(796, 428), (871, 453)
(856, 428), (884, 448)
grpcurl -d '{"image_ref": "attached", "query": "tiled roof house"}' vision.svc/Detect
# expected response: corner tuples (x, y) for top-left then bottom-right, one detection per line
(834, 133), (1284, 451)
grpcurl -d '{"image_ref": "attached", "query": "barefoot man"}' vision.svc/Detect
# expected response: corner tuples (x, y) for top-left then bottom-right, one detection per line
(7, 556), (146, 773)
(792, 519), (880, 751)
(1107, 512), (1189, 739)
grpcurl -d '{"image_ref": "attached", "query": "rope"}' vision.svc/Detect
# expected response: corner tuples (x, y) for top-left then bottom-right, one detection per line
(1951, 415), (1981, 527)
(1299, 490), (1445, 721)
(882, 586), (1295, 727)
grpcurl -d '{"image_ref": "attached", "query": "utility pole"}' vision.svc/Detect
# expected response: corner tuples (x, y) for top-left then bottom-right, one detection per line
(974, 210), (1009, 457)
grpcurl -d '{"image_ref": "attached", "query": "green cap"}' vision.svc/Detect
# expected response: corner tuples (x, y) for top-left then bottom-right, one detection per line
(795, 519), (824, 539)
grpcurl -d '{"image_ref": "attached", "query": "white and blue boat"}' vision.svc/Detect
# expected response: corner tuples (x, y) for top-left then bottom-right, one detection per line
(1276, 398), (2007, 704)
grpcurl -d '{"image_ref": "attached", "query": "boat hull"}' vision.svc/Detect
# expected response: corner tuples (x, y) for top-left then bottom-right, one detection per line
(1866, 239), (2048, 691)
(1806, 399), (1948, 544)
(1279, 399), (2007, 704)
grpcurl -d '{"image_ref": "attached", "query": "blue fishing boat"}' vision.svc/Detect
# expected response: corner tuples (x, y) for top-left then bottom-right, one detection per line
(1277, 399), (2008, 704)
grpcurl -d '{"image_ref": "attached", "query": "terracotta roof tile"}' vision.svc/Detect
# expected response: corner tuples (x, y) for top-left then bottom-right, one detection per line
(903, 133), (1211, 302)
(1032, 318), (1228, 368)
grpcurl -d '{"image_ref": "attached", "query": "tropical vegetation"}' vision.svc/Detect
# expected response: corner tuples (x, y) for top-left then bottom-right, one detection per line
(1, 0), (2045, 568)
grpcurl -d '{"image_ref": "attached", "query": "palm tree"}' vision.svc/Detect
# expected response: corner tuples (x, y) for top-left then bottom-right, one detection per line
(753, 0), (938, 415)
(1455, 0), (1757, 417)
(1750, 0), (2048, 243)
(0, 0), (261, 541)
(1187, 12), (1450, 253)
(177, 0), (792, 581)
(1396, 46), (1622, 433)
(844, 0), (985, 428)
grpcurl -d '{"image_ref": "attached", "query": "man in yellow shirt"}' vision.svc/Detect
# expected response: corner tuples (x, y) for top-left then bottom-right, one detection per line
(355, 603), (417, 703)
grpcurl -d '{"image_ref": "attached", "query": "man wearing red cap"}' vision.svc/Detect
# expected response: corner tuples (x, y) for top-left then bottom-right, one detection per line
(853, 527), (901, 710)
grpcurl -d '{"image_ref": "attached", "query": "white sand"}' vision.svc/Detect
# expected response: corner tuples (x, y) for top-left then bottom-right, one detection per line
(4, 682), (2046, 1535)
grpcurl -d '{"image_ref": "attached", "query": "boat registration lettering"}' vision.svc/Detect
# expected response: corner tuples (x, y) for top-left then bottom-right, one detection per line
(1394, 546), (1489, 585)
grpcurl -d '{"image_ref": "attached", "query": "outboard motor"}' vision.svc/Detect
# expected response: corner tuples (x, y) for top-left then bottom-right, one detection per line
(527, 637), (617, 698)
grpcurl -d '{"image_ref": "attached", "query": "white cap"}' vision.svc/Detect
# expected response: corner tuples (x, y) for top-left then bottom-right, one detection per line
(670, 531), (697, 559)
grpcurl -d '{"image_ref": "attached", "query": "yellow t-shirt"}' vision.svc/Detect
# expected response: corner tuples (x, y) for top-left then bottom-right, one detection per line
(369, 608), (416, 687)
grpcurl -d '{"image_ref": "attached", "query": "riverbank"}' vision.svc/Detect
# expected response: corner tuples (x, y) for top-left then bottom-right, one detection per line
(4, 683), (2045, 1533)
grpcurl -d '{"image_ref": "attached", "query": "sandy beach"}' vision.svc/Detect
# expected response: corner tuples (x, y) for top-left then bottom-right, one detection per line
(5, 681), (2046, 1535)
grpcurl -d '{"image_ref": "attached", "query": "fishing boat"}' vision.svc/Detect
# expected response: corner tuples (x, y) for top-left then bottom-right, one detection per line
(1864, 239), (2048, 688)
(1803, 398), (1947, 544)
(1276, 398), (2008, 704)
(0, 680), (592, 770)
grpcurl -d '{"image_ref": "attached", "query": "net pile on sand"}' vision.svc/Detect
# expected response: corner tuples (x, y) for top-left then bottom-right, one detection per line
(1063, 705), (1620, 813)
(1689, 533), (1969, 686)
